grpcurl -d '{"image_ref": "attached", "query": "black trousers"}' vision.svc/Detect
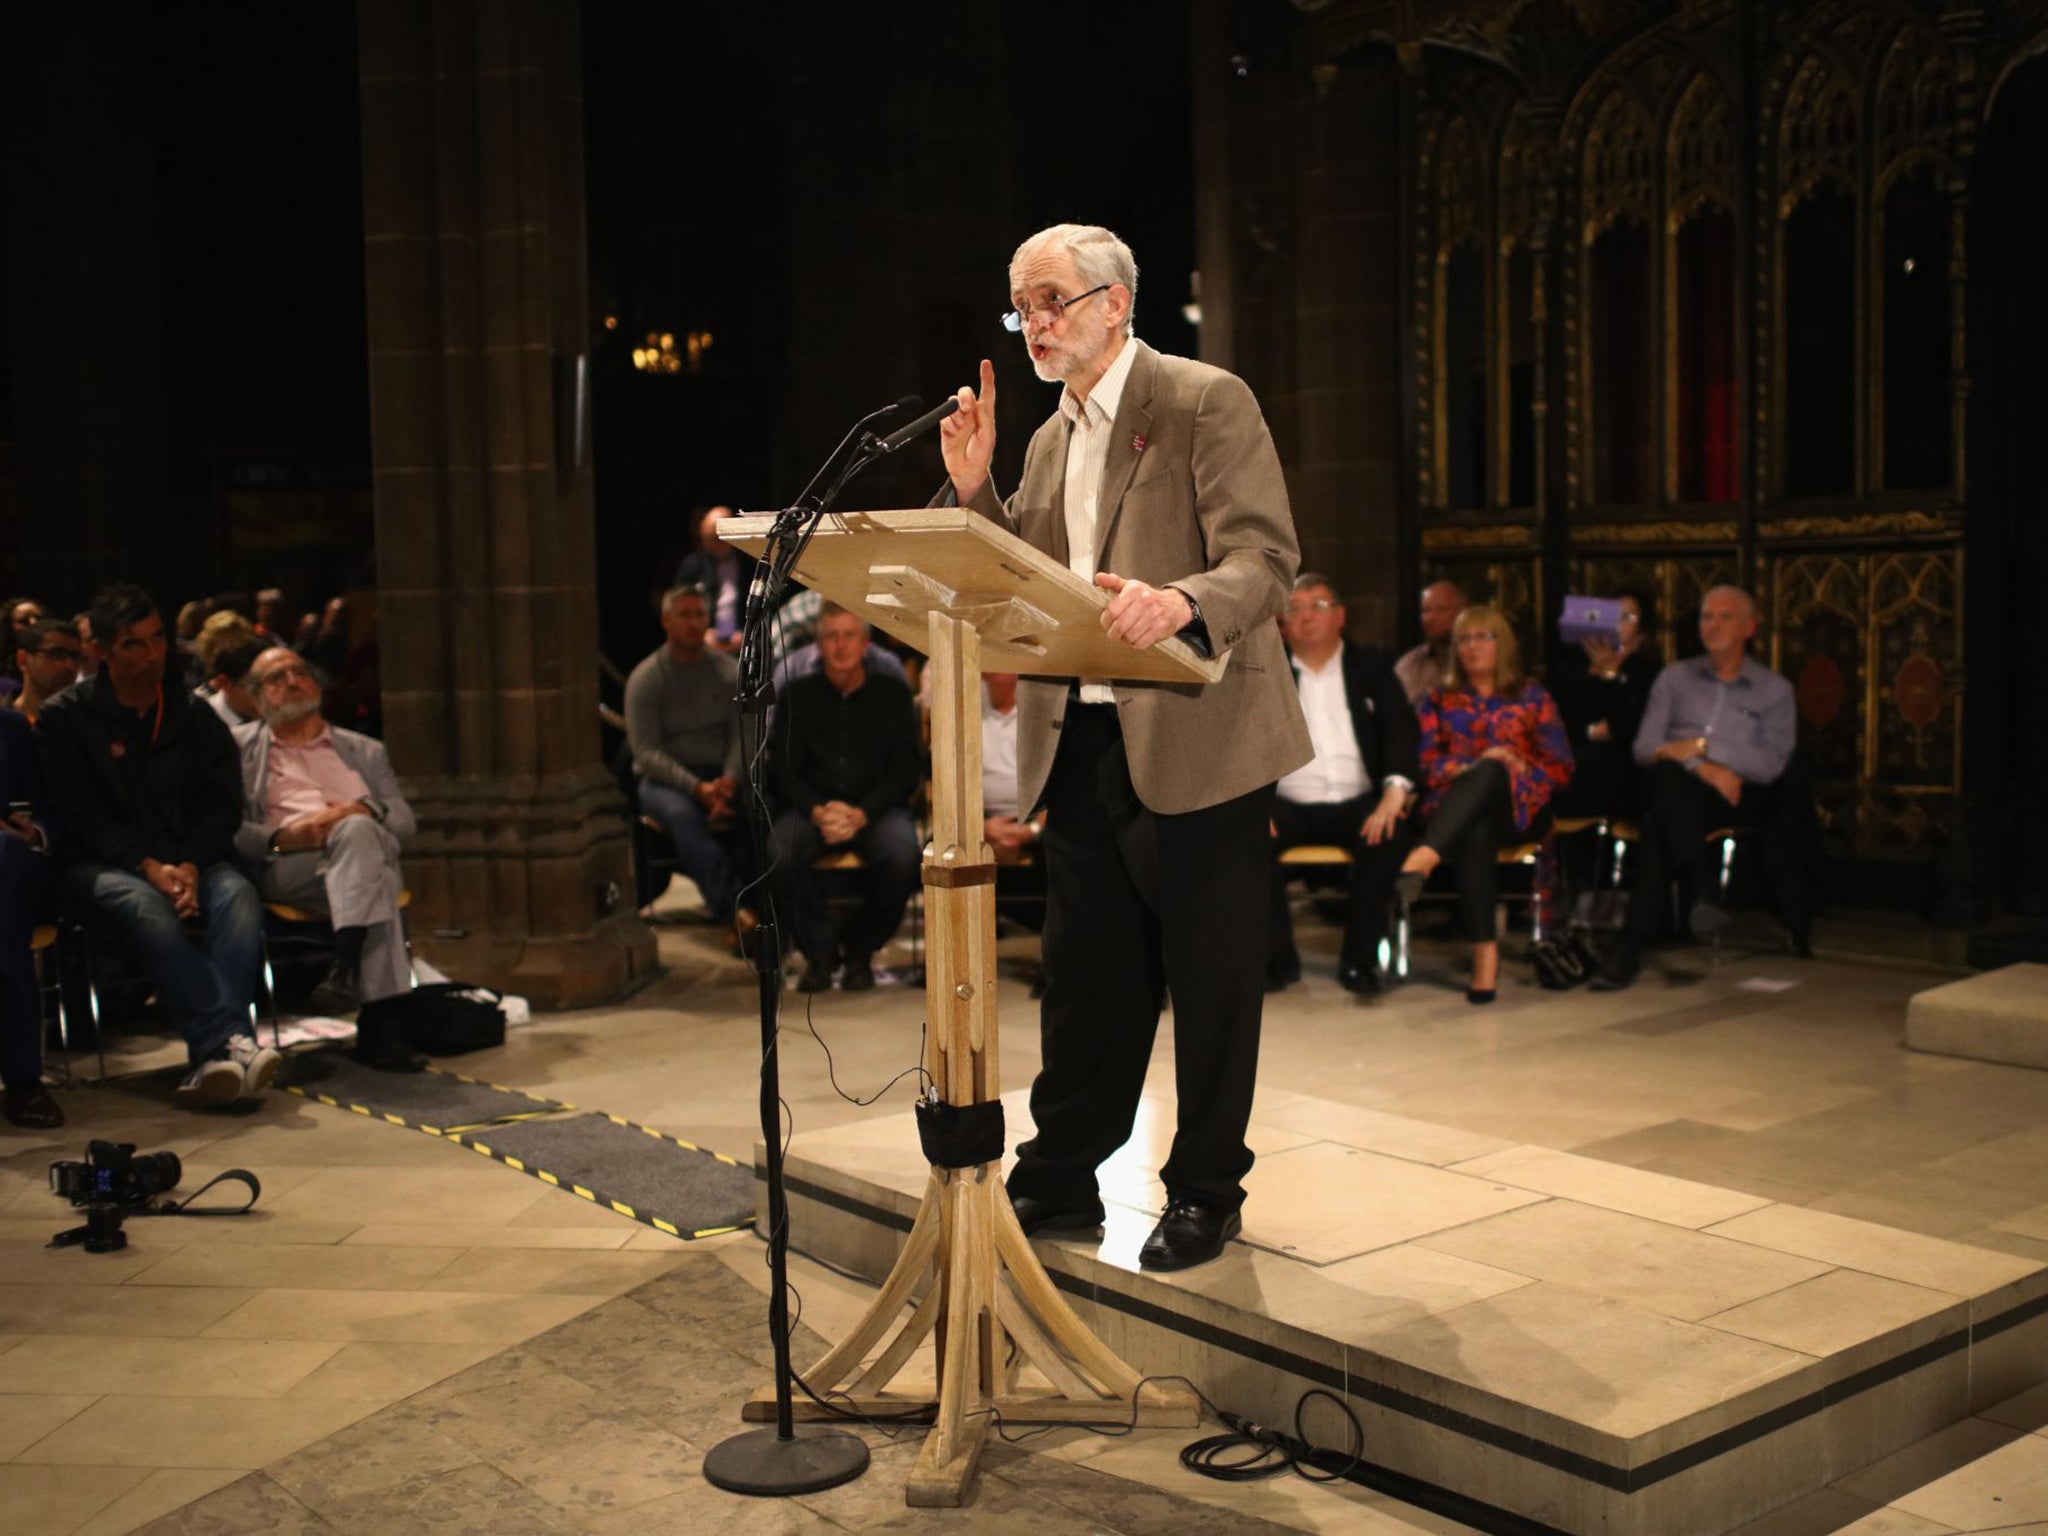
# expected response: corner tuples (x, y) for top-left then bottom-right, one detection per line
(1010, 704), (1274, 1214)
(1625, 761), (1811, 938)
(1267, 795), (1412, 969)
(1420, 758), (1517, 942)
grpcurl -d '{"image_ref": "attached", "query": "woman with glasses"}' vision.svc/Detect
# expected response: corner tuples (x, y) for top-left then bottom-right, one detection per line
(1397, 605), (1573, 1002)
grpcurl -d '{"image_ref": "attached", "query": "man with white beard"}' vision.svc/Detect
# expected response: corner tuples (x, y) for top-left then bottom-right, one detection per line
(234, 647), (415, 1015)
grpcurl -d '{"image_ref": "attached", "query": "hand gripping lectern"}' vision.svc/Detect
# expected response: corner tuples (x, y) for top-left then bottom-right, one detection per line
(723, 508), (1212, 1506)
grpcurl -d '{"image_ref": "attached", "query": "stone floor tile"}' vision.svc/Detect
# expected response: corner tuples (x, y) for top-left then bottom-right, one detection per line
(1315, 1242), (1538, 1320)
(1701, 1270), (1964, 1363)
(0, 1283), (255, 1339)
(0, 1336), (339, 1397)
(123, 1242), (465, 1291)
(0, 1463), (154, 1536)
(257, 1165), (556, 1226)
(420, 1247), (685, 1295)
(196, 1286), (598, 1344)
(70, 1469), (245, 1536)
(280, 1340), (506, 1402)
(1707, 1207), (2044, 1296)
(1252, 1101), (1517, 1167)
(1238, 1143), (1548, 1265)
(1418, 1199), (1833, 1322)
(1446, 1145), (1775, 1229)
(265, 1400), (482, 1507)
(1720, 1486), (1930, 1535)
(17, 1395), (383, 1470)
(127, 1471), (340, 1534)
(0, 1391), (96, 1459)
(340, 1221), (634, 1250)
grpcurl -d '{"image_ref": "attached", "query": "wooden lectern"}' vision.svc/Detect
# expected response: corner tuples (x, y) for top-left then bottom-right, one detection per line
(723, 509), (1213, 1506)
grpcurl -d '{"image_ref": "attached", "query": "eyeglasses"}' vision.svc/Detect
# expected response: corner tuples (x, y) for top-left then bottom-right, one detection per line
(258, 663), (316, 689)
(1287, 599), (1337, 614)
(1000, 283), (1110, 334)
(1455, 631), (1498, 646)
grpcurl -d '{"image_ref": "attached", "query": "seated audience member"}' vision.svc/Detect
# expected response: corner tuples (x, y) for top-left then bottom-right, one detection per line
(305, 596), (352, 682)
(1394, 580), (1466, 706)
(201, 638), (267, 729)
(253, 587), (289, 646)
(193, 612), (265, 726)
(625, 586), (748, 927)
(1398, 606), (1573, 1004)
(233, 647), (415, 1014)
(674, 506), (754, 655)
(1268, 575), (1419, 996)
(769, 604), (921, 993)
(73, 611), (98, 669)
(0, 596), (46, 707)
(1, 709), (61, 1128)
(1594, 586), (1803, 989)
(38, 583), (277, 1106)
(981, 672), (1043, 864)
(1549, 590), (1661, 820)
(8, 618), (83, 724)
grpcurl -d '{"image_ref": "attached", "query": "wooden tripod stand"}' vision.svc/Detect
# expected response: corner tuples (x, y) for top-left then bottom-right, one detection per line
(728, 512), (1212, 1506)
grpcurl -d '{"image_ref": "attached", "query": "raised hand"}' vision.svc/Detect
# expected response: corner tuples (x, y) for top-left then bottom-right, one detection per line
(1094, 572), (1192, 651)
(939, 358), (997, 505)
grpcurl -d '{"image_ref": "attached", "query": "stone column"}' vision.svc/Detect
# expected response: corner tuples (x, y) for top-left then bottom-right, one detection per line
(357, 0), (653, 1005)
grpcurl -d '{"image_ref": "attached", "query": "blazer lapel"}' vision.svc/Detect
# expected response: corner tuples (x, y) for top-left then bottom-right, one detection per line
(1093, 342), (1156, 568)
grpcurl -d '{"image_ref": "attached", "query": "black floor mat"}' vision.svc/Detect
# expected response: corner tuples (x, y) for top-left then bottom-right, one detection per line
(446, 1113), (755, 1240)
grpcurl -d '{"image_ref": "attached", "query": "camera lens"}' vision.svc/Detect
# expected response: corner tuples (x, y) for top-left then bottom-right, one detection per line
(131, 1152), (181, 1198)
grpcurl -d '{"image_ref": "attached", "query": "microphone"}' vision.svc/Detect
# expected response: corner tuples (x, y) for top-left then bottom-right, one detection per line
(873, 396), (960, 455)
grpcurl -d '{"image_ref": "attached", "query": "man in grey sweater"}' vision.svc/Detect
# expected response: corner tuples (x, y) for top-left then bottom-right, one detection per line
(626, 585), (746, 923)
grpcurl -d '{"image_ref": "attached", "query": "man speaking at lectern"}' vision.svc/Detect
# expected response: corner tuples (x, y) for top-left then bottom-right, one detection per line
(939, 223), (1311, 1271)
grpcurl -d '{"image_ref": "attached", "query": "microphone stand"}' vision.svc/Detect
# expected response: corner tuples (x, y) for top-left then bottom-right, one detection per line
(702, 406), (915, 1498)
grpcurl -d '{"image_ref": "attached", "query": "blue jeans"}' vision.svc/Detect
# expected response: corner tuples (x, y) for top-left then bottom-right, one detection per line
(637, 779), (744, 921)
(58, 861), (262, 1064)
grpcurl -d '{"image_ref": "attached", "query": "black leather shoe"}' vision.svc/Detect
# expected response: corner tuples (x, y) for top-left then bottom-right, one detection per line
(1589, 935), (1641, 991)
(840, 954), (876, 991)
(307, 961), (360, 1017)
(1336, 962), (1380, 996)
(1139, 1199), (1242, 1271)
(1009, 1194), (1105, 1237)
(1786, 925), (1814, 959)
(795, 957), (835, 993)
(1, 1084), (64, 1130)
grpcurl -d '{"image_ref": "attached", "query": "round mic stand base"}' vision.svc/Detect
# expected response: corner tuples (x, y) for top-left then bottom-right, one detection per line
(702, 1425), (870, 1497)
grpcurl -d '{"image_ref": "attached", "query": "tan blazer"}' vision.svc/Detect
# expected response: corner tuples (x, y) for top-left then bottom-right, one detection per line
(968, 341), (1311, 816)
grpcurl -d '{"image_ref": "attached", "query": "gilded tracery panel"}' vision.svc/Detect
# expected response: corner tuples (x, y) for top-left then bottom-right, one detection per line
(1581, 88), (1655, 240)
(1667, 72), (1736, 228)
(1778, 55), (1857, 214)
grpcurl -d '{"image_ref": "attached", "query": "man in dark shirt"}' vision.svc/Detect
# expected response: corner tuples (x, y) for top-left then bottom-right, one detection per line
(769, 604), (920, 992)
(37, 584), (276, 1105)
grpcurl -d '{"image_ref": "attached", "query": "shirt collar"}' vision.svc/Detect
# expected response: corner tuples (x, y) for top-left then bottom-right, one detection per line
(1690, 654), (1758, 687)
(272, 722), (334, 749)
(1057, 335), (1139, 429)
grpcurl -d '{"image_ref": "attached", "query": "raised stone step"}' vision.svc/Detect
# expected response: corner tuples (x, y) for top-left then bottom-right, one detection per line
(1906, 963), (2048, 1068)
(762, 1090), (2048, 1536)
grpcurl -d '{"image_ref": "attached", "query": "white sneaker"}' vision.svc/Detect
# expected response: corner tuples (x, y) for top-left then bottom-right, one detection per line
(175, 1056), (244, 1108)
(225, 1034), (282, 1098)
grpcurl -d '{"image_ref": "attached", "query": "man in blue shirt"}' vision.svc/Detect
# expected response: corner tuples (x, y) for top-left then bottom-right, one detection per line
(1594, 586), (1803, 989)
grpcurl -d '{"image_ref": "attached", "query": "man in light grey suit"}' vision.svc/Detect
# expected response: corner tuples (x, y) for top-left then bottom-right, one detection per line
(940, 222), (1311, 1271)
(234, 648), (415, 1014)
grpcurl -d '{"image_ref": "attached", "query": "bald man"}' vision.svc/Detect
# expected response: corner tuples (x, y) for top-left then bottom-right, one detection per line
(1395, 581), (1467, 705)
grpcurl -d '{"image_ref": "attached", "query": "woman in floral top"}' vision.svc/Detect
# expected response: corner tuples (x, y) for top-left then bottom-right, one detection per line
(1397, 605), (1573, 1002)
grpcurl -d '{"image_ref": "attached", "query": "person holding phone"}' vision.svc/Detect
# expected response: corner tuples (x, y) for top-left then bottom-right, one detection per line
(1549, 590), (1660, 821)
(0, 707), (62, 1127)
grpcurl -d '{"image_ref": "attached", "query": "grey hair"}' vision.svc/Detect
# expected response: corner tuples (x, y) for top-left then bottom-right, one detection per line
(1702, 584), (1758, 622)
(1011, 224), (1138, 336)
(1293, 572), (1338, 595)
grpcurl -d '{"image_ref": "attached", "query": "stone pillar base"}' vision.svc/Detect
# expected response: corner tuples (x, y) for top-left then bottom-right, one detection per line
(414, 912), (657, 1012)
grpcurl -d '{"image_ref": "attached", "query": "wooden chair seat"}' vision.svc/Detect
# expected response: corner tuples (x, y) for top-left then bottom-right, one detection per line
(266, 889), (412, 926)
(30, 923), (56, 951)
(1277, 844), (1351, 867)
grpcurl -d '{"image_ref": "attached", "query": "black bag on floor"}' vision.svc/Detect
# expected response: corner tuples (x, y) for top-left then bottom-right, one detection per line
(355, 983), (507, 1063)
